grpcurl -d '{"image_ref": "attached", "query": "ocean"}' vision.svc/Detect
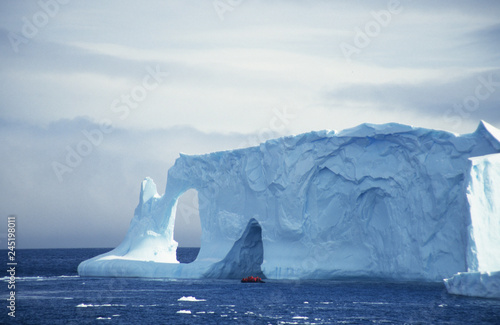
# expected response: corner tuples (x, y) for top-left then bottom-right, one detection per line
(1, 248), (499, 324)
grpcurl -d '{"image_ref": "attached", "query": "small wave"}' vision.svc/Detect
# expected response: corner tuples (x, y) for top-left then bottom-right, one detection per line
(292, 316), (308, 320)
(178, 296), (206, 302)
(1, 275), (79, 282)
(96, 317), (112, 320)
(59, 275), (79, 278)
(353, 301), (390, 305)
(76, 303), (126, 308)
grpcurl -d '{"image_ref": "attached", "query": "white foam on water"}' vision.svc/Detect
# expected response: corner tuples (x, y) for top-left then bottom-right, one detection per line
(2, 275), (79, 282)
(76, 303), (126, 308)
(353, 301), (389, 305)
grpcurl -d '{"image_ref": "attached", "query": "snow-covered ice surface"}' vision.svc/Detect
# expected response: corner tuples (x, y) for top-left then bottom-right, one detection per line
(78, 121), (500, 293)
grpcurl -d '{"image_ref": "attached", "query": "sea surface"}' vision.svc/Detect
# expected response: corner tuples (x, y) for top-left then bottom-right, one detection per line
(1, 248), (500, 324)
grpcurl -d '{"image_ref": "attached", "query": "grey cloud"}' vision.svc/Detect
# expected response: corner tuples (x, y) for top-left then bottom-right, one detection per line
(407, 0), (500, 15)
(0, 30), (181, 79)
(464, 23), (500, 64)
(325, 69), (500, 128)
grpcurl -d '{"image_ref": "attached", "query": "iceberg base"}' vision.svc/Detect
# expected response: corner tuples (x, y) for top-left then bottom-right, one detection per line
(444, 271), (500, 299)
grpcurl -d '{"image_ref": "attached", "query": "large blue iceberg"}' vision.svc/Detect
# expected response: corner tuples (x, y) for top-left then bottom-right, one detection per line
(78, 121), (500, 297)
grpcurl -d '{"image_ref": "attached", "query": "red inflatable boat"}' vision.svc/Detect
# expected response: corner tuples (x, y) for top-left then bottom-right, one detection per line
(241, 276), (265, 283)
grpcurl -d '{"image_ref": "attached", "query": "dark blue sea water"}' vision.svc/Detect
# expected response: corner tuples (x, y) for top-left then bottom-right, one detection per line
(1, 248), (500, 324)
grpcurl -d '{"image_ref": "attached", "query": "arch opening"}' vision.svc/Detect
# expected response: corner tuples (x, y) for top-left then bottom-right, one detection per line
(173, 189), (202, 263)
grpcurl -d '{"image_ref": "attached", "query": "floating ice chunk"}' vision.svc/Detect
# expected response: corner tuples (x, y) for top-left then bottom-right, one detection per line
(444, 271), (500, 299)
(176, 310), (192, 314)
(178, 296), (206, 302)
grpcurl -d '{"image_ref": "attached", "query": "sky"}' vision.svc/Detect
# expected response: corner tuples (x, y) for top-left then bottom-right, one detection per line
(0, 0), (499, 249)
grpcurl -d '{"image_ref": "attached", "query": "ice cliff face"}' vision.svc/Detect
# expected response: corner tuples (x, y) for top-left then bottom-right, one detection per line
(444, 150), (500, 298)
(466, 153), (500, 273)
(78, 121), (500, 285)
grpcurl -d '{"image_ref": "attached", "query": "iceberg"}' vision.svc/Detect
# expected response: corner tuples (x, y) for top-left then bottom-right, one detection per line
(78, 121), (500, 292)
(444, 271), (500, 299)
(444, 151), (500, 298)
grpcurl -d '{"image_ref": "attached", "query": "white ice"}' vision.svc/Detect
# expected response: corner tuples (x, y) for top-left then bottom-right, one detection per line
(178, 296), (206, 302)
(444, 150), (500, 298)
(444, 271), (500, 299)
